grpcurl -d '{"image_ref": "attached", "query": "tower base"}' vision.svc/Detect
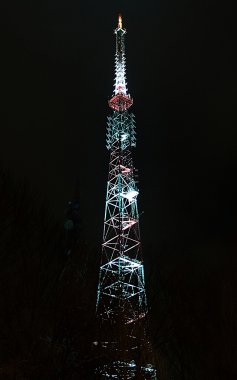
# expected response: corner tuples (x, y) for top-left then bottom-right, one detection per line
(96, 360), (157, 379)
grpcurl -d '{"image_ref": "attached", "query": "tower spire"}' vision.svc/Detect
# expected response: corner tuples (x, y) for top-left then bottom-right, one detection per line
(108, 16), (133, 111)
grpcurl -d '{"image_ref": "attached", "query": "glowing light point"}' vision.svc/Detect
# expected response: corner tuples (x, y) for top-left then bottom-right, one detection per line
(122, 218), (137, 230)
(120, 165), (131, 174)
(121, 133), (128, 141)
(118, 14), (123, 29)
(120, 190), (139, 203)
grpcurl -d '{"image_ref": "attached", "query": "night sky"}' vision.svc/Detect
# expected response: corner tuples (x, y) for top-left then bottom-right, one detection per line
(0, 0), (236, 376)
(1, 0), (236, 239)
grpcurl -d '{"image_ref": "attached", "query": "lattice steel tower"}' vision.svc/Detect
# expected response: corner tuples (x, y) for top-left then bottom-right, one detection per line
(95, 15), (157, 379)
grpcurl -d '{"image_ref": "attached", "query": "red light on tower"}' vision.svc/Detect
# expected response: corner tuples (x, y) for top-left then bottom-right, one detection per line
(108, 93), (133, 111)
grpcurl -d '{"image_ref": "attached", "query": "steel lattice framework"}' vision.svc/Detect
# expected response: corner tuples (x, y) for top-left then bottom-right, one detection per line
(95, 15), (157, 379)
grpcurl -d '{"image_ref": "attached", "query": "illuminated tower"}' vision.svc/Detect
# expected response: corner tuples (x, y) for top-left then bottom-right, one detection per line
(95, 15), (157, 379)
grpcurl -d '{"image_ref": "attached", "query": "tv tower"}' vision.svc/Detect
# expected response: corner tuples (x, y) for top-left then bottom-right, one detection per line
(95, 15), (157, 379)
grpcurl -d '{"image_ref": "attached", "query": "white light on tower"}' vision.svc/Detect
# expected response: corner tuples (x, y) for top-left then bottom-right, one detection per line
(120, 190), (139, 202)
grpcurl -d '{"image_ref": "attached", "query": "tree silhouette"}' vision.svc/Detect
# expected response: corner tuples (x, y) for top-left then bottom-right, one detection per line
(0, 166), (96, 379)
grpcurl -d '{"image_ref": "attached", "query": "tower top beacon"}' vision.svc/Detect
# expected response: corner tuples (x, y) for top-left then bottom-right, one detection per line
(118, 14), (122, 29)
(115, 13), (126, 34)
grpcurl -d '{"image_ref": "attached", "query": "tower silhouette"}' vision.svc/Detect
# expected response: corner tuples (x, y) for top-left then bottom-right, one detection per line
(95, 15), (157, 379)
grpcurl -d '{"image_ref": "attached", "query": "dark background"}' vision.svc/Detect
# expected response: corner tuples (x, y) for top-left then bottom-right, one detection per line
(0, 0), (236, 379)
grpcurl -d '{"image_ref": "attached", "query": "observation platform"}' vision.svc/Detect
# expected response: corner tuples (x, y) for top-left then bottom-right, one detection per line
(109, 93), (133, 111)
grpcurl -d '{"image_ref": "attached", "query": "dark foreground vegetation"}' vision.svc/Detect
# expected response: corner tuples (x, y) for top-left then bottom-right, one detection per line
(0, 166), (97, 379)
(0, 166), (236, 379)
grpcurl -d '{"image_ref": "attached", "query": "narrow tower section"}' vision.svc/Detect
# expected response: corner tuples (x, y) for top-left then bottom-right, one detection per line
(96, 15), (157, 379)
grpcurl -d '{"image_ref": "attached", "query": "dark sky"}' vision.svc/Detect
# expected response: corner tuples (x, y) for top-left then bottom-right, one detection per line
(1, 3), (236, 377)
(1, 0), (236, 249)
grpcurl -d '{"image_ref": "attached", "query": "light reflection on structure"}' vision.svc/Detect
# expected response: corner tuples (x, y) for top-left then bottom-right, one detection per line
(95, 15), (157, 379)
